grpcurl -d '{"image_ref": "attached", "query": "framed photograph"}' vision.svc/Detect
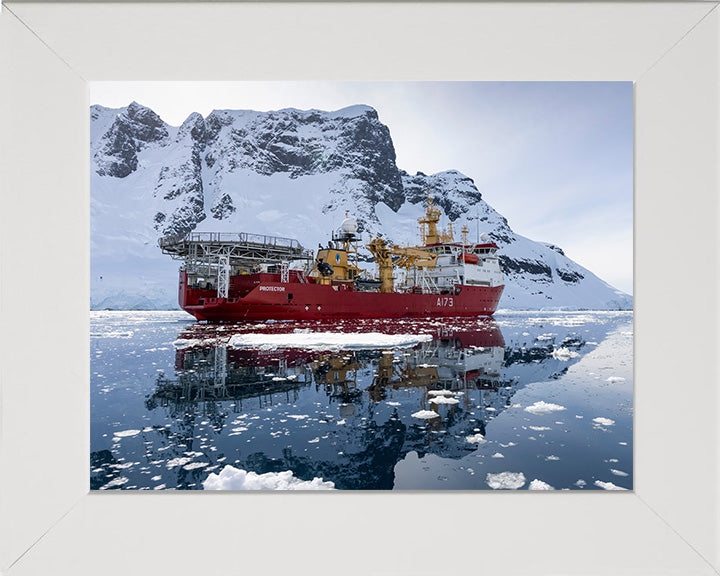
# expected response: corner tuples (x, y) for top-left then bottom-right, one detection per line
(1, 2), (717, 574)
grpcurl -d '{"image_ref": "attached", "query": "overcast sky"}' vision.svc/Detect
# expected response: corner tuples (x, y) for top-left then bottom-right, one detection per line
(91, 81), (633, 294)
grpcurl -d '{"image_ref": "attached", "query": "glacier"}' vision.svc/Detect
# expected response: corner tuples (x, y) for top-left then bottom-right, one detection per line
(90, 102), (632, 311)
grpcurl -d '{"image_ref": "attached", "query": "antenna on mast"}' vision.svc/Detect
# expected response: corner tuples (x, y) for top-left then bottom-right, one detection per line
(476, 208), (480, 244)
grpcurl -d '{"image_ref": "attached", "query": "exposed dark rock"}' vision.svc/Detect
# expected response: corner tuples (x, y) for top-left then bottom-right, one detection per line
(557, 268), (584, 283)
(499, 255), (552, 281)
(210, 193), (236, 219)
(544, 243), (565, 256)
(94, 101), (169, 178)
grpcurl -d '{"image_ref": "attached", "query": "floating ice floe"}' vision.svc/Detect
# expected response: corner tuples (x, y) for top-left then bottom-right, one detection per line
(610, 469), (629, 477)
(606, 376), (626, 383)
(428, 389), (455, 396)
(113, 429), (141, 438)
(524, 401), (566, 415)
(429, 396), (460, 405)
(228, 332), (432, 351)
(173, 338), (208, 349)
(203, 465), (335, 490)
(386, 401), (401, 406)
(486, 471), (526, 490)
(466, 433), (486, 444)
(411, 410), (440, 420)
(528, 479), (555, 490)
(491, 453), (504, 458)
(575, 479), (587, 487)
(594, 480), (627, 491)
(593, 417), (616, 426)
(551, 347), (579, 360)
(99, 477), (129, 490)
(91, 331), (134, 339)
(166, 457), (194, 468)
(528, 426), (551, 431)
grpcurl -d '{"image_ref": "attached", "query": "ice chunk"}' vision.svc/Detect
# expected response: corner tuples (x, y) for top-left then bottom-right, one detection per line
(113, 429), (141, 438)
(173, 338), (204, 349)
(593, 417), (615, 426)
(606, 376), (626, 383)
(486, 472), (526, 490)
(99, 477), (129, 489)
(466, 433), (486, 444)
(228, 332), (432, 351)
(429, 396), (460, 405)
(203, 465), (335, 490)
(528, 479), (555, 490)
(524, 401), (566, 415)
(551, 347), (579, 360)
(491, 452), (504, 458)
(594, 480), (627, 490)
(166, 457), (193, 468)
(610, 469), (629, 477)
(91, 330), (134, 338)
(412, 410), (440, 420)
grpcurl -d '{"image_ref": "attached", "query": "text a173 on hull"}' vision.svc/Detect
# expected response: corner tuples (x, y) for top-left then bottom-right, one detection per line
(159, 195), (504, 321)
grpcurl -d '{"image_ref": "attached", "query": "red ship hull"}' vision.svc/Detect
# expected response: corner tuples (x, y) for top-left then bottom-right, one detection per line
(179, 271), (504, 322)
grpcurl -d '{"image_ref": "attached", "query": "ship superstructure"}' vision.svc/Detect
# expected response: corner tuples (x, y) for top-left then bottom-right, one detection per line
(160, 193), (505, 321)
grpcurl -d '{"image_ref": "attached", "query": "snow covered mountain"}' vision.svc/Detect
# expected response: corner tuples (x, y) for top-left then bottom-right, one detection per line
(90, 102), (632, 311)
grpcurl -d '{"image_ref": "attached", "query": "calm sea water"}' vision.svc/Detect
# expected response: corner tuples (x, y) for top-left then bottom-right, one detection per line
(90, 310), (633, 490)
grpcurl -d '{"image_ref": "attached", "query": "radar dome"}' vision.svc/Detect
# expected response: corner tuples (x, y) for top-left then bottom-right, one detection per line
(480, 233), (489, 242)
(341, 217), (358, 235)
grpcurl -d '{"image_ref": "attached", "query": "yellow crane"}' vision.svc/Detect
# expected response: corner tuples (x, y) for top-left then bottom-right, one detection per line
(366, 238), (438, 293)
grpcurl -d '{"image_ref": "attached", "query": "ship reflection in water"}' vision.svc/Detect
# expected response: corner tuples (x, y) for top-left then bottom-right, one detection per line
(90, 311), (633, 490)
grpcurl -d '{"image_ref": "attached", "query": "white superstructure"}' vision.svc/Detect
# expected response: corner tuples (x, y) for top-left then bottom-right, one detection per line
(399, 242), (504, 293)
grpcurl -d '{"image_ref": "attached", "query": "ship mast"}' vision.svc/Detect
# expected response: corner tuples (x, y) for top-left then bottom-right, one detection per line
(418, 190), (442, 246)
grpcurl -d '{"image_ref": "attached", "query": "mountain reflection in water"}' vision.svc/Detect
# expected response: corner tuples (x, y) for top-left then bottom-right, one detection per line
(90, 312), (633, 490)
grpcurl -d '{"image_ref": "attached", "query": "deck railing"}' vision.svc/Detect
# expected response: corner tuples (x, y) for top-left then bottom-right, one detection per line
(159, 231), (302, 250)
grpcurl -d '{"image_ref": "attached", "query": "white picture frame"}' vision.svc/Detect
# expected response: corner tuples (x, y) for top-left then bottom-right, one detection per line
(1, 2), (718, 575)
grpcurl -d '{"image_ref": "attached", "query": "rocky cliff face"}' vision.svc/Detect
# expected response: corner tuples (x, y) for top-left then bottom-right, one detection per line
(90, 102), (632, 311)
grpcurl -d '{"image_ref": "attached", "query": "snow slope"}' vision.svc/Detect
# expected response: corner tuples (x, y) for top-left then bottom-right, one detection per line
(90, 102), (632, 311)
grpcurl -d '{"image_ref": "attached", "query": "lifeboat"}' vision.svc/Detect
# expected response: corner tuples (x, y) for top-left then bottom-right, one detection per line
(462, 252), (479, 264)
